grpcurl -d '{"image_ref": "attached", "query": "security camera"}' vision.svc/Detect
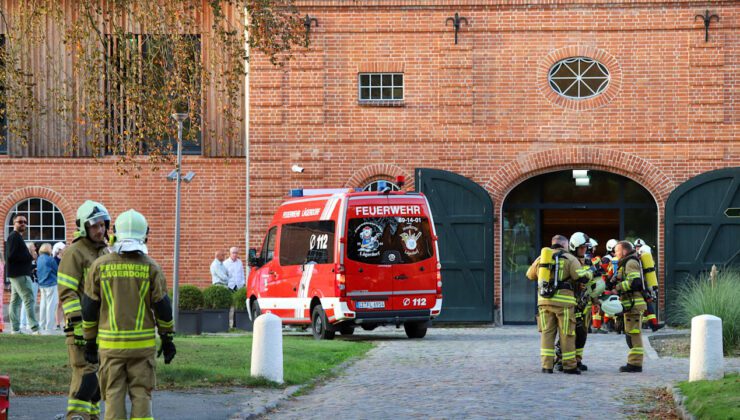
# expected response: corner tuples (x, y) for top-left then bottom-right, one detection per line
(291, 165), (305, 173)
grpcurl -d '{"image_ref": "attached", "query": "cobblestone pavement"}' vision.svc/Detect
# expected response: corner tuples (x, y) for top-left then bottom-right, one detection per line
(267, 326), (740, 420)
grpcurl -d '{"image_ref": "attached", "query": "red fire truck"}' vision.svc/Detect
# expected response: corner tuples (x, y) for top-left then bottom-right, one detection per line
(247, 188), (442, 339)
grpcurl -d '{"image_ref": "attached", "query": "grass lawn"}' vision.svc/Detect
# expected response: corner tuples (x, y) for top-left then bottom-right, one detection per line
(678, 373), (740, 420)
(0, 334), (373, 395)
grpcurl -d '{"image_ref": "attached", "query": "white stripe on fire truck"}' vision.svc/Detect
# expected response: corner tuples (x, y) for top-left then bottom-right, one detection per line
(321, 197), (339, 220)
(296, 265), (315, 317)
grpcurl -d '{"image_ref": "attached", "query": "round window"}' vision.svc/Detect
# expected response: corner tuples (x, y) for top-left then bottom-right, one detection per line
(548, 57), (610, 100)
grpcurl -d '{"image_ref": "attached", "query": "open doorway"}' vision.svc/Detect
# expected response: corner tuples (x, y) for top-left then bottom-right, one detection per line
(502, 170), (657, 324)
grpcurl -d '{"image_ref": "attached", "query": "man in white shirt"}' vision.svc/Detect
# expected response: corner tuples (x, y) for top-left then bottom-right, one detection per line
(223, 247), (245, 291)
(210, 250), (230, 287)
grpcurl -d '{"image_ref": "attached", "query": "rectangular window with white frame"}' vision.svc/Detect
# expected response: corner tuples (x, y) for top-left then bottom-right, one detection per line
(358, 73), (403, 103)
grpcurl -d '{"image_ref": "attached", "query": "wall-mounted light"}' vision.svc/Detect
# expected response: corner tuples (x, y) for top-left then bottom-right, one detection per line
(291, 164), (305, 173)
(575, 177), (590, 187)
(572, 170), (589, 179)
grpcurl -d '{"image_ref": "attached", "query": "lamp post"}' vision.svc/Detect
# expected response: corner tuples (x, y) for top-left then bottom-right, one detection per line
(169, 112), (195, 331)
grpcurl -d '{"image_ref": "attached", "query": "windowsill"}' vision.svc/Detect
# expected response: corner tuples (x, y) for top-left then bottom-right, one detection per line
(358, 100), (405, 107)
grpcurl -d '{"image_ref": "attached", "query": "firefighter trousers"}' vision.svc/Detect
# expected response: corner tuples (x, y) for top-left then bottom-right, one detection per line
(66, 344), (100, 420)
(99, 354), (155, 420)
(538, 304), (576, 370)
(624, 308), (644, 366)
(575, 308), (591, 363)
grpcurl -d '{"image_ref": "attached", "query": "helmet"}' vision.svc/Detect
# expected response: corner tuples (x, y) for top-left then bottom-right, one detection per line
(589, 238), (598, 248)
(606, 239), (618, 253)
(638, 244), (652, 255)
(569, 232), (590, 252)
(601, 295), (623, 316)
(112, 209), (149, 254)
(587, 278), (606, 299)
(76, 200), (111, 238)
(634, 238), (645, 248)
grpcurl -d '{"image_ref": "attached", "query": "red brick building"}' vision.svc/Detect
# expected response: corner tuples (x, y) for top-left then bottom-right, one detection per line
(2, 0), (738, 323)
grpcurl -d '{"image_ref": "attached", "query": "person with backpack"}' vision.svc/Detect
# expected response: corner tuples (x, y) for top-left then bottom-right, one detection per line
(612, 240), (647, 373)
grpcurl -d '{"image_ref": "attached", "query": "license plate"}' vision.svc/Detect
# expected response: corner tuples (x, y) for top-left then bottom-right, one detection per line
(356, 300), (385, 309)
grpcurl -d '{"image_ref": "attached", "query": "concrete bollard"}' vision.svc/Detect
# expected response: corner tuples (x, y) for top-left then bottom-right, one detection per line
(689, 314), (724, 382)
(250, 313), (284, 384)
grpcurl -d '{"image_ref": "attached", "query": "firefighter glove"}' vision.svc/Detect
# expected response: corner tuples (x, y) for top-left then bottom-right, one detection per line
(158, 333), (176, 364)
(84, 339), (99, 364)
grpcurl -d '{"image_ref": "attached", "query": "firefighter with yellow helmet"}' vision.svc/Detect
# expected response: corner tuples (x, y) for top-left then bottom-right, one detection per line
(82, 209), (176, 420)
(57, 200), (110, 420)
(526, 234), (593, 374)
(612, 240), (647, 372)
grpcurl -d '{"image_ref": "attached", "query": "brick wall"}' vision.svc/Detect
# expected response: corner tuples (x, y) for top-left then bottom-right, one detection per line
(248, 0), (739, 315)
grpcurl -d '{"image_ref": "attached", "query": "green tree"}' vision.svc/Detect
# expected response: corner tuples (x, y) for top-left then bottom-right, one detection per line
(0, 0), (303, 173)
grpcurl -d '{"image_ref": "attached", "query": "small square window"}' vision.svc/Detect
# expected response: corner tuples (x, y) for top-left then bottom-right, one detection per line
(358, 72), (404, 103)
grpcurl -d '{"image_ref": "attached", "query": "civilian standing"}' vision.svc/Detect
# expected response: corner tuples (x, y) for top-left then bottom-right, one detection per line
(6, 214), (39, 334)
(0, 251), (5, 332)
(223, 247), (245, 291)
(37, 243), (60, 333)
(20, 241), (39, 331)
(210, 250), (230, 287)
(53, 242), (66, 330)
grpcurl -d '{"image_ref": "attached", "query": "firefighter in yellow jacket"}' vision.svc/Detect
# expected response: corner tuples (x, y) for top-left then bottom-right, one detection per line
(527, 235), (593, 374)
(82, 209), (176, 420)
(612, 240), (647, 372)
(58, 201), (110, 420)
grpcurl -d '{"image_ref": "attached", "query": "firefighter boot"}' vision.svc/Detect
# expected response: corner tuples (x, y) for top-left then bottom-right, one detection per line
(619, 364), (643, 373)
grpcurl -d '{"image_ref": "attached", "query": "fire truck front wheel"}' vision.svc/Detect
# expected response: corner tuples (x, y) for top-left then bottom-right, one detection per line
(404, 321), (428, 339)
(311, 305), (336, 340)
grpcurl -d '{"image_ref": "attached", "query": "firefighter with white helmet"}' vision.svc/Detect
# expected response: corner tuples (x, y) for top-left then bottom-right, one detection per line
(82, 209), (175, 420)
(527, 234), (593, 374)
(58, 200), (110, 419)
(606, 239), (618, 255)
(612, 240), (647, 372)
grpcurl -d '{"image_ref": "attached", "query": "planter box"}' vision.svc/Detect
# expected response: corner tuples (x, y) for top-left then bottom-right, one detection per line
(177, 310), (201, 335)
(201, 309), (230, 333)
(233, 310), (253, 332)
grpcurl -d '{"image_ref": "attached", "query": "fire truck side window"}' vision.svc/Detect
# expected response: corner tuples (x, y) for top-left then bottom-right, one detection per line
(262, 226), (277, 263)
(279, 221), (335, 266)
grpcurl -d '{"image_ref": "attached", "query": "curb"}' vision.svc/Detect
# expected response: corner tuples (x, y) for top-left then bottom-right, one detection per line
(667, 386), (695, 420)
(232, 342), (380, 419)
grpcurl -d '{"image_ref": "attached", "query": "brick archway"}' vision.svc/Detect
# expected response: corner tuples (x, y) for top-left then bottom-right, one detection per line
(486, 147), (675, 320)
(344, 164), (414, 191)
(484, 147), (675, 205)
(0, 186), (76, 240)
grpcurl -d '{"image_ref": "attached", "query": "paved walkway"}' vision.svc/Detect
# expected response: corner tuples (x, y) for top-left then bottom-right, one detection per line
(267, 326), (740, 420)
(8, 326), (739, 419)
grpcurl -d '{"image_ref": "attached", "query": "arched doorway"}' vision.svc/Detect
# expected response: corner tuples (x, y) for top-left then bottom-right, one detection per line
(502, 170), (658, 324)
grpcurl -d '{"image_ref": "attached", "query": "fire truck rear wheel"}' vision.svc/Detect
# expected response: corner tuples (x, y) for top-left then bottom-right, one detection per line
(404, 321), (428, 339)
(339, 323), (355, 335)
(311, 305), (336, 340)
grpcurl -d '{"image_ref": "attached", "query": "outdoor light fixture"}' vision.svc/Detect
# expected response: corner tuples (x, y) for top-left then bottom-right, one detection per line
(572, 170), (589, 179)
(575, 177), (591, 187)
(291, 164), (305, 173)
(166, 170), (178, 181)
(182, 172), (196, 183)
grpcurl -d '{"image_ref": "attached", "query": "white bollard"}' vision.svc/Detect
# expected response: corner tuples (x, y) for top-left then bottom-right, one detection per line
(250, 313), (284, 384)
(689, 314), (724, 382)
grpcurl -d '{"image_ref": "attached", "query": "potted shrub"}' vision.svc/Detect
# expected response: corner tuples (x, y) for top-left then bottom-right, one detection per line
(177, 285), (203, 335)
(201, 285), (232, 332)
(232, 287), (252, 331)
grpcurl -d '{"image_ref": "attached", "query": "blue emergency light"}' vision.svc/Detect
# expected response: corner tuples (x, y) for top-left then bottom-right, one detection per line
(289, 189), (304, 197)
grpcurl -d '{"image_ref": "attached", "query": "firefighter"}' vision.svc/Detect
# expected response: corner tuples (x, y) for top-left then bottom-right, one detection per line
(612, 240), (647, 372)
(526, 234), (593, 375)
(82, 209), (175, 420)
(592, 239), (618, 333)
(57, 201), (110, 420)
(567, 233), (602, 371)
